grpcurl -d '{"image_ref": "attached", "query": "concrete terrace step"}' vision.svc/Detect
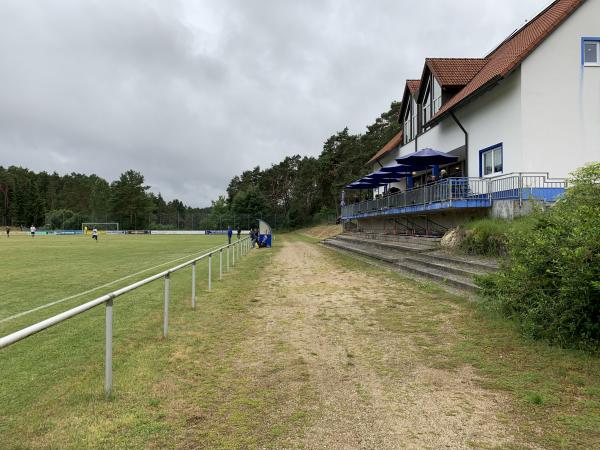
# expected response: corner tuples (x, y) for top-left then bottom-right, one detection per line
(344, 232), (442, 245)
(402, 255), (486, 278)
(336, 234), (438, 253)
(395, 259), (479, 292)
(322, 238), (401, 264)
(323, 238), (479, 292)
(404, 252), (498, 275)
(322, 236), (496, 293)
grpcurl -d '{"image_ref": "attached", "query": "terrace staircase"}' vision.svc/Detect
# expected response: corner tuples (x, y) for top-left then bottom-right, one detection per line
(322, 232), (498, 292)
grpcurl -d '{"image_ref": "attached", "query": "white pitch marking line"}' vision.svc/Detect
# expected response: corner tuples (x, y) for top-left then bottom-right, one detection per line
(0, 243), (225, 324)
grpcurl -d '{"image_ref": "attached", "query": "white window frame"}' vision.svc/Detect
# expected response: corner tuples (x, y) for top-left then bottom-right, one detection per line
(480, 144), (503, 177)
(583, 39), (600, 66)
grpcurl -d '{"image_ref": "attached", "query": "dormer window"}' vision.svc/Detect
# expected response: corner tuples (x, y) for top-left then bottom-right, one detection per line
(421, 76), (442, 130)
(411, 98), (417, 138)
(403, 106), (412, 144)
(432, 78), (442, 114)
(402, 91), (419, 144)
(422, 79), (431, 125)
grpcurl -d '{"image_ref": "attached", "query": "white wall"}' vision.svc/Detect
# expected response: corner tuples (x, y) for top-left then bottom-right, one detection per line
(456, 70), (523, 177)
(416, 112), (465, 154)
(520, 0), (600, 178)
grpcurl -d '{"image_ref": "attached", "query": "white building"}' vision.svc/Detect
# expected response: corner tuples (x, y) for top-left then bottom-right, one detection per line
(343, 0), (600, 234)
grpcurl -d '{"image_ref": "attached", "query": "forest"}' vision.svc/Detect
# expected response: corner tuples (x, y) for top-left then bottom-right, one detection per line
(0, 101), (400, 230)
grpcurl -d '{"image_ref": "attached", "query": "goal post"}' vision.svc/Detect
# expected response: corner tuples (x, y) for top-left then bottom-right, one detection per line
(82, 223), (119, 234)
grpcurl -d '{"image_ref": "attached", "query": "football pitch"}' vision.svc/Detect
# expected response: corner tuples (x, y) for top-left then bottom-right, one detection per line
(0, 233), (246, 447)
(0, 233), (230, 336)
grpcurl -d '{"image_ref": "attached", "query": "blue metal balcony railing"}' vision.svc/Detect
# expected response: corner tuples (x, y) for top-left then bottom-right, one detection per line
(341, 173), (566, 219)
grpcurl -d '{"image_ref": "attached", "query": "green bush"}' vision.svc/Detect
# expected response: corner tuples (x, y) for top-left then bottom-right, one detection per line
(478, 163), (600, 351)
(460, 217), (535, 256)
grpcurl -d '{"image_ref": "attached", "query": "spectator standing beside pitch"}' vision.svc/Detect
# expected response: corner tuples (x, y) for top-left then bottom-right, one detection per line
(30, 225), (36, 237)
(227, 225), (232, 245)
(237, 226), (241, 240)
(5, 226), (9, 238)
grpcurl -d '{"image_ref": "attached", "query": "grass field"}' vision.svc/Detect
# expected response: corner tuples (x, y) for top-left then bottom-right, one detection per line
(0, 234), (230, 335)
(0, 233), (251, 448)
(1, 232), (599, 448)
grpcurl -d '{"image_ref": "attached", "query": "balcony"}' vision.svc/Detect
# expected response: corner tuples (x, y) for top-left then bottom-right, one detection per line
(341, 173), (566, 220)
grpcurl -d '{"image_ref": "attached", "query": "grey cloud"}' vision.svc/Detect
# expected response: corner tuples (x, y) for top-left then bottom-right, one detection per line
(0, 0), (551, 206)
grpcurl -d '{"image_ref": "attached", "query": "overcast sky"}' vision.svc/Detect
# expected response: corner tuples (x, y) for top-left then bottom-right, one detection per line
(0, 0), (551, 207)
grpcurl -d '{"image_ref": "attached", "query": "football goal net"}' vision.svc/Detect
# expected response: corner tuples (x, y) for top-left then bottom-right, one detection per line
(82, 223), (120, 234)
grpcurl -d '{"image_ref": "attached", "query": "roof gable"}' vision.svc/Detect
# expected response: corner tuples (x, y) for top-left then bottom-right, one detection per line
(431, 0), (585, 123)
(426, 58), (489, 88)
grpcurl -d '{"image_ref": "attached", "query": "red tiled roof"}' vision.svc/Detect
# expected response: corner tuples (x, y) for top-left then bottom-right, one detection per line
(406, 79), (421, 96)
(367, 131), (403, 164)
(431, 0), (584, 123)
(426, 58), (489, 88)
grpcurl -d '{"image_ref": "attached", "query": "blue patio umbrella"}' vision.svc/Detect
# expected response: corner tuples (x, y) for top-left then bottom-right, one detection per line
(364, 169), (410, 180)
(378, 163), (413, 174)
(346, 181), (382, 189)
(395, 148), (458, 166)
(362, 177), (404, 185)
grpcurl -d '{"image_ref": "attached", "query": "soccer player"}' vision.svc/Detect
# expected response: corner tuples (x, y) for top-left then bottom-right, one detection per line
(92, 227), (98, 241)
(30, 225), (36, 237)
(5, 226), (9, 238)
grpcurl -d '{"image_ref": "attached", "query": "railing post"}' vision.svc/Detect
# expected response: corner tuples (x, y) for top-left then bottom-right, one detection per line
(104, 299), (113, 399)
(219, 249), (223, 280)
(191, 262), (196, 310)
(208, 254), (212, 292)
(227, 245), (230, 271)
(518, 172), (523, 207)
(232, 242), (235, 266)
(163, 274), (170, 338)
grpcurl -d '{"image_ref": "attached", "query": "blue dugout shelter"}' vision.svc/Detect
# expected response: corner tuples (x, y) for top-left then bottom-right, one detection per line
(258, 219), (272, 248)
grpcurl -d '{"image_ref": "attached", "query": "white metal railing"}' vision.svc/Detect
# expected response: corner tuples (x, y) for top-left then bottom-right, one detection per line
(341, 173), (566, 218)
(0, 236), (252, 399)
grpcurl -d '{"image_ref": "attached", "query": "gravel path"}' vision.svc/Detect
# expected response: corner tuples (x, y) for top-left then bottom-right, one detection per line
(237, 238), (516, 449)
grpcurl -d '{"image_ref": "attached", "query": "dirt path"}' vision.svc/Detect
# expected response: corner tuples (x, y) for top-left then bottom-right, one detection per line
(236, 237), (518, 449)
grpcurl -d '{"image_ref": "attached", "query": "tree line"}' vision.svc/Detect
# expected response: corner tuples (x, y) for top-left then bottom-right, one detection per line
(0, 100), (401, 230)
(219, 101), (401, 228)
(0, 167), (212, 230)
